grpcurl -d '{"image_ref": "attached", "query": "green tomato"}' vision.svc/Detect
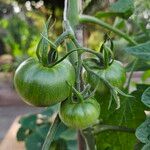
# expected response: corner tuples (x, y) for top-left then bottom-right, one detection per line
(14, 58), (75, 107)
(59, 98), (100, 129)
(84, 60), (126, 94)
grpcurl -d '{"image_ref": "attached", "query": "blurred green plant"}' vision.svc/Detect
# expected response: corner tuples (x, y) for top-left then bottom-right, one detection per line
(0, 14), (40, 72)
(17, 105), (77, 150)
(0, 15), (39, 57)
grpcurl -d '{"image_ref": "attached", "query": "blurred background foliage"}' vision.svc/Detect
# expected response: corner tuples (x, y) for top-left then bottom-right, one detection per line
(0, 0), (150, 72)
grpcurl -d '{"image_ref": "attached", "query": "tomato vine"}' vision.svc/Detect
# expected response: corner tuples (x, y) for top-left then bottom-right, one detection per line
(14, 0), (150, 150)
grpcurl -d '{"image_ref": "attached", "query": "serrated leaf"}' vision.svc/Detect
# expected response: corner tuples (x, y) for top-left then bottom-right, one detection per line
(142, 142), (150, 150)
(96, 132), (136, 150)
(136, 118), (150, 144)
(109, 0), (134, 19)
(124, 42), (150, 61)
(106, 96), (145, 127)
(95, 84), (147, 149)
(142, 87), (150, 108)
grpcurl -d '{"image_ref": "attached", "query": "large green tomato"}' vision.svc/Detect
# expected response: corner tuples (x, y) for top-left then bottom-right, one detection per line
(84, 60), (126, 94)
(59, 98), (100, 129)
(14, 58), (75, 107)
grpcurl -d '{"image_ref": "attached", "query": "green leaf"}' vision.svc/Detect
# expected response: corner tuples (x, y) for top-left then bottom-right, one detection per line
(95, 85), (147, 149)
(135, 117), (150, 144)
(54, 122), (68, 140)
(41, 105), (58, 116)
(109, 0), (134, 19)
(124, 42), (150, 61)
(60, 128), (77, 141)
(36, 123), (50, 139)
(51, 139), (68, 150)
(25, 132), (44, 150)
(17, 127), (30, 141)
(141, 87), (150, 108)
(126, 59), (150, 72)
(142, 142), (150, 150)
(19, 114), (37, 130)
(96, 85), (147, 127)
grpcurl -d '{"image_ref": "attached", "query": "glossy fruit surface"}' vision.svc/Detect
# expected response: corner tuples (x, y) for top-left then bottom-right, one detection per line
(59, 98), (100, 129)
(84, 60), (126, 94)
(14, 57), (75, 107)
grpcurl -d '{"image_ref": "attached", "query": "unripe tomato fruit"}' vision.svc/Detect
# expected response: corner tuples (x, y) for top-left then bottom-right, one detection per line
(14, 58), (75, 107)
(84, 60), (126, 94)
(59, 98), (100, 129)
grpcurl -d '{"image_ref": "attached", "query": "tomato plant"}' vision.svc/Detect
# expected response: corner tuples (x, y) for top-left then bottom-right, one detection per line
(14, 0), (150, 150)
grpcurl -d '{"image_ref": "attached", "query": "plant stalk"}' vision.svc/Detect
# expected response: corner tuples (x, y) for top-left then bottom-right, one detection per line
(79, 14), (137, 45)
(79, 14), (139, 91)
(126, 58), (138, 91)
(93, 124), (135, 135)
(42, 114), (61, 150)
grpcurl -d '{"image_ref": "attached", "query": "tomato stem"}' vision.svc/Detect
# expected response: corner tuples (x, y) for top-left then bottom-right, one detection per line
(42, 114), (61, 150)
(126, 58), (138, 92)
(79, 15), (137, 45)
(93, 124), (135, 134)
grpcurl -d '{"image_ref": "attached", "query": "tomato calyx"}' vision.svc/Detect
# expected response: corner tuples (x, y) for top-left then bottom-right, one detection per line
(83, 34), (115, 70)
(35, 16), (58, 67)
(67, 81), (98, 104)
(59, 82), (100, 129)
(100, 33), (115, 68)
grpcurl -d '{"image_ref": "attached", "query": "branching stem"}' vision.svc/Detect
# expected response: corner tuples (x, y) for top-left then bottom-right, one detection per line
(93, 124), (135, 135)
(79, 15), (137, 45)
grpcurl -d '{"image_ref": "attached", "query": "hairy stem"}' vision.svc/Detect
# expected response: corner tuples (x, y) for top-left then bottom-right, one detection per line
(42, 114), (61, 150)
(93, 124), (135, 135)
(82, 128), (97, 150)
(64, 0), (86, 149)
(79, 14), (139, 91)
(79, 14), (137, 45)
(126, 58), (138, 91)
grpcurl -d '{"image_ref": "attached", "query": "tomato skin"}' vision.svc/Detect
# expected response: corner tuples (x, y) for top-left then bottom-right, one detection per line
(14, 58), (75, 107)
(59, 98), (100, 129)
(84, 60), (126, 94)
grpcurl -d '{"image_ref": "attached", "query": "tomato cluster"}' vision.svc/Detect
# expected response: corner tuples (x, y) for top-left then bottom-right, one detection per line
(14, 23), (126, 129)
(14, 56), (100, 128)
